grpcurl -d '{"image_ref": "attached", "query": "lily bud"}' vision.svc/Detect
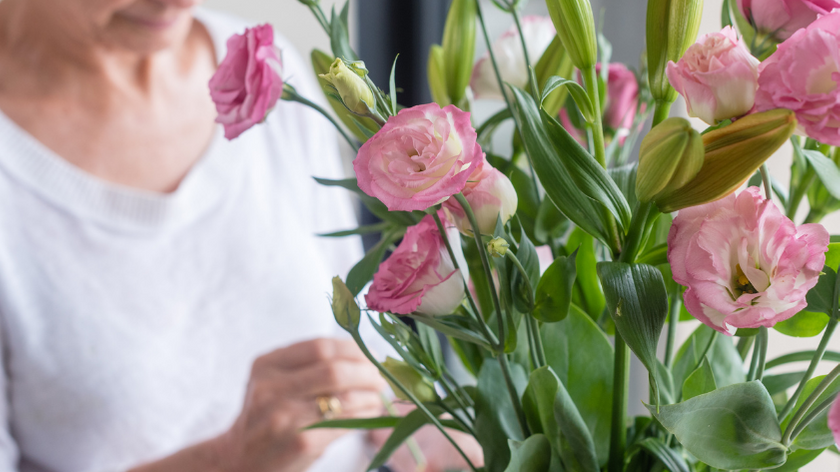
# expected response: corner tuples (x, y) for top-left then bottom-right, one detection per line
(319, 58), (375, 115)
(442, 0), (477, 106)
(488, 237), (510, 258)
(646, 0), (704, 103)
(427, 45), (450, 106)
(546, 0), (598, 70)
(655, 109), (797, 212)
(330, 277), (360, 331)
(636, 118), (704, 203)
(381, 357), (438, 403)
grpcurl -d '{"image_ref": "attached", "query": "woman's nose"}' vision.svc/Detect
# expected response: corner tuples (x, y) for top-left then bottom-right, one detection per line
(150, 0), (204, 8)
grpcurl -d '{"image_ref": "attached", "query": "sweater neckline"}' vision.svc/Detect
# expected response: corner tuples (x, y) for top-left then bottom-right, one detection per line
(0, 9), (240, 234)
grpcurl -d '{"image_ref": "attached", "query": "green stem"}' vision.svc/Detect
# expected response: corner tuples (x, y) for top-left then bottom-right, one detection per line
(475, 0), (542, 206)
(619, 201), (655, 263)
(306, 4), (331, 34)
(511, 8), (541, 101)
(581, 67), (607, 167)
(787, 167), (816, 220)
(283, 89), (359, 151)
(756, 326), (769, 381)
(664, 286), (682, 367)
(382, 395), (427, 468)
(760, 164), (773, 201)
(609, 336), (630, 472)
(506, 251), (535, 311)
(438, 377), (476, 425)
(737, 335), (755, 361)
(431, 212), (499, 347)
(782, 361), (840, 446)
(525, 314), (546, 368)
(444, 370), (476, 409)
(455, 194), (530, 438)
(747, 330), (763, 381)
(698, 331), (718, 369)
(778, 318), (839, 421)
(437, 399), (477, 437)
(525, 314), (541, 368)
(652, 100), (672, 126)
(787, 394), (837, 444)
(351, 333), (479, 472)
(803, 209), (826, 224)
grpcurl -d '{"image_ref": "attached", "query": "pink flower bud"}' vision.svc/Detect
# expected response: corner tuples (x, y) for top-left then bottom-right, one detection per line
(668, 187), (829, 335)
(830, 392), (840, 446)
(600, 63), (641, 138)
(666, 26), (760, 125)
(366, 214), (467, 317)
(755, 11), (840, 146)
(442, 164), (518, 236)
(209, 24), (284, 140)
(737, 0), (840, 40)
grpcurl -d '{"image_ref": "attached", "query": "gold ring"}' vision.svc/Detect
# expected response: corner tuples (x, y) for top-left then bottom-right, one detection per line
(316, 396), (342, 420)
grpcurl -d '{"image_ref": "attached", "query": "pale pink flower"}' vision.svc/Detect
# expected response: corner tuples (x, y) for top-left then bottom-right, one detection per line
(737, 0), (840, 40)
(209, 24), (283, 140)
(366, 214), (467, 316)
(830, 392), (840, 446)
(442, 163), (518, 236)
(354, 103), (484, 212)
(470, 16), (556, 100)
(755, 12), (840, 146)
(668, 187), (829, 335)
(666, 26), (760, 125)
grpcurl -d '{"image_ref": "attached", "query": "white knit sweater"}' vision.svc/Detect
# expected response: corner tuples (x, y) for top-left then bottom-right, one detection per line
(0, 8), (369, 472)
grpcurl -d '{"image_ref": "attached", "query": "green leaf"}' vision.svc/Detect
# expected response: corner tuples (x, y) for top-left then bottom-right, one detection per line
(648, 381), (788, 470)
(628, 438), (690, 472)
(504, 435), (553, 472)
(637, 244), (668, 266)
(318, 222), (391, 238)
(475, 359), (528, 472)
(784, 374), (840, 450)
(346, 230), (403, 296)
(304, 416), (401, 430)
(510, 86), (629, 245)
(567, 230), (605, 320)
(799, 145), (840, 200)
(762, 371), (806, 396)
(721, 0), (733, 27)
(533, 250), (577, 322)
(329, 6), (357, 61)
(367, 405), (447, 469)
(541, 76), (594, 123)
(406, 314), (492, 350)
(672, 324), (746, 400)
(806, 267), (838, 318)
(313, 177), (418, 226)
(388, 55), (399, 116)
(608, 164), (639, 214)
(552, 369), (600, 472)
(512, 231), (541, 314)
(682, 357), (717, 400)
(767, 350), (840, 369)
(772, 448), (826, 472)
(597, 262), (668, 386)
(416, 323), (443, 375)
(775, 311), (830, 337)
(542, 305), (613, 466)
(522, 367), (562, 449)
(534, 197), (568, 244)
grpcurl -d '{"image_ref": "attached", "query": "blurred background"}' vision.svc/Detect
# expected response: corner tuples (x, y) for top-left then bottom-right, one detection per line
(204, 1), (839, 469)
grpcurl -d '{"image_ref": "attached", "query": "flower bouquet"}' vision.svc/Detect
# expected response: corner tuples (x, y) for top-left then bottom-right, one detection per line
(208, 0), (840, 470)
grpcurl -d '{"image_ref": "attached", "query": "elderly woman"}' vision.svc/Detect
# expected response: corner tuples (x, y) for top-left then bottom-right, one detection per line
(0, 0), (483, 471)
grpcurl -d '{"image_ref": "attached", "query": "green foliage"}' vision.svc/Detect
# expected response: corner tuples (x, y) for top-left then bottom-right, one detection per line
(533, 251), (577, 323)
(775, 311), (830, 337)
(783, 374), (840, 450)
(648, 381), (787, 470)
(503, 435), (553, 472)
(672, 325), (745, 400)
(475, 359), (528, 472)
(682, 357), (717, 400)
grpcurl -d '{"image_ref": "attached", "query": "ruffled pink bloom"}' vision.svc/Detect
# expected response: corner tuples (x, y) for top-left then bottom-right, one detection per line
(471, 16), (556, 100)
(354, 103), (484, 212)
(830, 392), (840, 446)
(442, 163), (518, 236)
(668, 187), (829, 335)
(366, 214), (467, 316)
(209, 24), (284, 140)
(737, 0), (840, 40)
(755, 12), (840, 146)
(666, 26), (760, 125)
(601, 63), (640, 135)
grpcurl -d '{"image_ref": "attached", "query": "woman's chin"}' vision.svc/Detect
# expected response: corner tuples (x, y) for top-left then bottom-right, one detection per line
(107, 11), (195, 53)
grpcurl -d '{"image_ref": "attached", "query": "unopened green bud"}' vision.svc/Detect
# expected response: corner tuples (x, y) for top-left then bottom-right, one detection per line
(488, 237), (510, 258)
(636, 118), (704, 203)
(427, 45), (450, 106)
(655, 109), (796, 212)
(442, 0), (477, 106)
(312, 50), (377, 142)
(381, 357), (438, 403)
(319, 58), (375, 115)
(330, 276), (360, 331)
(546, 0), (598, 70)
(646, 0), (704, 103)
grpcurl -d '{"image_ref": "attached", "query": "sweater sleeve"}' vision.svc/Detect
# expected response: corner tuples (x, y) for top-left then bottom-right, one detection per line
(0, 328), (20, 470)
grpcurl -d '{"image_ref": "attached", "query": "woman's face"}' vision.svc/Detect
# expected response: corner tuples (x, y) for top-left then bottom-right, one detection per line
(39, 0), (206, 54)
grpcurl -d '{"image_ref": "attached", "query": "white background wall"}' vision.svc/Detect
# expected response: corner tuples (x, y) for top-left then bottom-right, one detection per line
(203, 1), (839, 469)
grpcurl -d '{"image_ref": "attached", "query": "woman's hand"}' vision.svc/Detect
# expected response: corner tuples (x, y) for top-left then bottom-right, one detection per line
(129, 338), (386, 472)
(213, 338), (387, 472)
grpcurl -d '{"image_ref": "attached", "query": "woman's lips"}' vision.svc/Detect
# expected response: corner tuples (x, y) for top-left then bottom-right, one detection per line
(118, 12), (181, 31)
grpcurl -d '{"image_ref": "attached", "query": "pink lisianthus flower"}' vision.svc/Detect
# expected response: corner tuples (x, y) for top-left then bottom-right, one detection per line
(209, 24), (284, 140)
(737, 0), (840, 40)
(666, 26), (760, 125)
(755, 12), (840, 146)
(442, 163), (518, 236)
(354, 103), (485, 212)
(668, 187), (829, 335)
(366, 214), (467, 316)
(830, 392), (840, 446)
(470, 16), (556, 100)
